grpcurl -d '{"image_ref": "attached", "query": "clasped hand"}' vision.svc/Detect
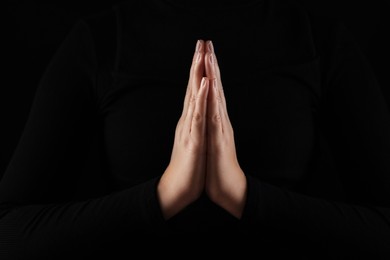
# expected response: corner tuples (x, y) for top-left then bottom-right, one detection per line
(158, 40), (247, 220)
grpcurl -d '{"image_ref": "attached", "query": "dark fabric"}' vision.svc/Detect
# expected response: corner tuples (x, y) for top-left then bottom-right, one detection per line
(1, 0), (390, 258)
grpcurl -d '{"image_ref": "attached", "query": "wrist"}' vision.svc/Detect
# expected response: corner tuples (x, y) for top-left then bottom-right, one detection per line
(207, 167), (247, 219)
(157, 169), (203, 220)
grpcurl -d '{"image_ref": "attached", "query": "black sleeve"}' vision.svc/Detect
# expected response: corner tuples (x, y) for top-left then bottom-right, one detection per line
(238, 20), (390, 257)
(0, 20), (165, 259)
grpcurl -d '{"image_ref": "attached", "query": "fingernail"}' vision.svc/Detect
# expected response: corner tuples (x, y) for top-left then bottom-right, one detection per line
(201, 77), (206, 87)
(196, 40), (201, 52)
(208, 41), (214, 53)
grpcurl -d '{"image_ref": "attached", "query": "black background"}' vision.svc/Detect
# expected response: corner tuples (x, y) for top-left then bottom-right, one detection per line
(2, 0), (390, 178)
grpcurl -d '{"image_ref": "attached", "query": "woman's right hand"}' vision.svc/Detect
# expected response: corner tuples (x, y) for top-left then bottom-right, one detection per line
(157, 40), (209, 220)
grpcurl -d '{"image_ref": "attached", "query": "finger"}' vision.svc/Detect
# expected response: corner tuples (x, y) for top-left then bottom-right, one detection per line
(182, 40), (205, 119)
(212, 53), (231, 126)
(184, 77), (208, 136)
(207, 77), (223, 135)
(204, 41), (227, 112)
(190, 40), (205, 99)
(205, 43), (231, 131)
(204, 41), (217, 80)
(205, 40), (222, 80)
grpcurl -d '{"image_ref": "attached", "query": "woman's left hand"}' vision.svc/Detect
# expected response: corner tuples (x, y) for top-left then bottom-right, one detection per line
(204, 41), (247, 219)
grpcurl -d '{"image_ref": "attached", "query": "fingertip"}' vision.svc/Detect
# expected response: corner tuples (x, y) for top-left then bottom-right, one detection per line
(195, 39), (201, 52)
(192, 40), (205, 64)
(198, 39), (205, 50)
(206, 40), (214, 53)
(200, 76), (206, 87)
(196, 39), (207, 55)
(202, 76), (211, 87)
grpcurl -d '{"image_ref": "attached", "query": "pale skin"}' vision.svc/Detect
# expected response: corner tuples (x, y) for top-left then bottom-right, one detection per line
(157, 40), (247, 220)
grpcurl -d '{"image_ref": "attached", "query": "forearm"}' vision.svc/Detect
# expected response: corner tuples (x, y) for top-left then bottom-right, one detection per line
(240, 175), (390, 257)
(0, 177), (165, 259)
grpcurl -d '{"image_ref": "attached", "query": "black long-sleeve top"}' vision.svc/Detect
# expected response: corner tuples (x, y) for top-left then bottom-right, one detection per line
(1, 0), (390, 258)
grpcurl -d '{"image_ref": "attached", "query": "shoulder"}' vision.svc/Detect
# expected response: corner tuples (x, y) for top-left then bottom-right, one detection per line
(76, 0), (146, 68)
(271, 0), (350, 50)
(76, 6), (118, 69)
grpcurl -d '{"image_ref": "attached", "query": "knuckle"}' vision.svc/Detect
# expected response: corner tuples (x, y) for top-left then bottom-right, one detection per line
(189, 94), (196, 104)
(196, 94), (204, 102)
(193, 112), (203, 123)
(211, 113), (221, 123)
(189, 141), (200, 151)
(184, 139), (201, 153)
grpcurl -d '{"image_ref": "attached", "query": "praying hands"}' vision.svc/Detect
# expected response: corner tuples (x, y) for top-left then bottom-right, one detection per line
(157, 40), (247, 220)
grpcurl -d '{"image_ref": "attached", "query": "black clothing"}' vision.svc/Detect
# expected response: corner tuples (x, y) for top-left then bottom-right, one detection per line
(1, 0), (390, 258)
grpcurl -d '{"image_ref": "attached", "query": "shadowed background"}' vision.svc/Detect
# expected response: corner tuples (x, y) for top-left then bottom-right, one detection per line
(2, 0), (389, 179)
